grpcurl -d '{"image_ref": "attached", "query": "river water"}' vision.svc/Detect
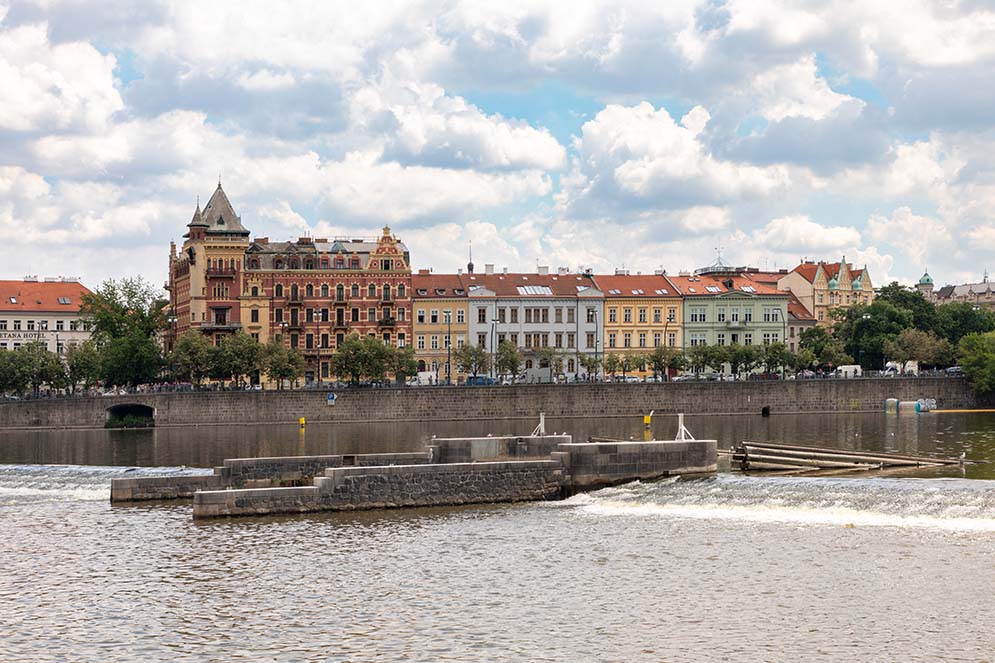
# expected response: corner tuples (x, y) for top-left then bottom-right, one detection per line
(2, 412), (995, 662)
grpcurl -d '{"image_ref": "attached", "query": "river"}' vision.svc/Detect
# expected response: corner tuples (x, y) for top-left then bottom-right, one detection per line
(2, 412), (995, 661)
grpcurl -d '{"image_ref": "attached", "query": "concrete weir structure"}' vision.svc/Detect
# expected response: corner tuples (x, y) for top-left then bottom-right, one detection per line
(111, 433), (717, 518)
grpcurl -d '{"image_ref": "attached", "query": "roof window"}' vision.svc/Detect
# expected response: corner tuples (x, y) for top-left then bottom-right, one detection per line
(705, 286), (721, 293)
(58, 297), (72, 305)
(740, 286), (757, 293)
(416, 289), (428, 296)
(8, 297), (15, 304)
(654, 289), (668, 295)
(687, 287), (696, 293)
(517, 285), (553, 296)
(608, 289), (621, 295)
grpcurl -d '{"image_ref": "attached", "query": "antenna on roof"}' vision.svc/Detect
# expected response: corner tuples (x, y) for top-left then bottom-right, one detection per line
(218, 172), (222, 188)
(467, 240), (474, 274)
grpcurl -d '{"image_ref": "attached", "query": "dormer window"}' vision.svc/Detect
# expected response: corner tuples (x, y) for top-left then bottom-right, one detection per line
(58, 297), (71, 305)
(8, 297), (15, 304)
(217, 216), (224, 225)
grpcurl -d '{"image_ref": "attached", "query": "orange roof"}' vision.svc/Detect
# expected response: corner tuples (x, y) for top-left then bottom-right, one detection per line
(412, 273), (467, 298)
(461, 272), (600, 297)
(787, 294), (815, 321)
(0, 279), (92, 313)
(791, 261), (856, 283)
(748, 270), (789, 285)
(664, 272), (787, 297)
(592, 274), (676, 297)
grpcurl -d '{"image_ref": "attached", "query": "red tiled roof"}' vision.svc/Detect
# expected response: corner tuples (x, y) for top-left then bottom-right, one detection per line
(591, 274), (675, 297)
(791, 261), (857, 283)
(664, 273), (787, 297)
(0, 280), (92, 312)
(787, 294), (815, 321)
(412, 273), (466, 298)
(461, 272), (600, 297)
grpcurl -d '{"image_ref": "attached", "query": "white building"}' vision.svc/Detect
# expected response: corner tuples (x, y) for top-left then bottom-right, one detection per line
(464, 266), (604, 379)
(0, 277), (93, 354)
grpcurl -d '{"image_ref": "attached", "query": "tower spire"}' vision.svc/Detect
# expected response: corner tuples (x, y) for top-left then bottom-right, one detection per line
(467, 240), (474, 274)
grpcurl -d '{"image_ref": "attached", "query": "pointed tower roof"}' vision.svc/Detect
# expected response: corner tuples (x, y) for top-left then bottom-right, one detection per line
(918, 270), (934, 286)
(187, 199), (206, 228)
(201, 182), (250, 237)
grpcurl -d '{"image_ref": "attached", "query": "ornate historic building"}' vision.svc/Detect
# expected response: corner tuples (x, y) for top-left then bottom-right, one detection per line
(0, 277), (93, 354)
(775, 259), (874, 326)
(168, 183), (412, 383)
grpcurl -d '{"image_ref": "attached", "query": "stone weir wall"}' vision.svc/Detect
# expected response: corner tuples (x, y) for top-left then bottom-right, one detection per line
(192, 438), (718, 519)
(1, 377), (974, 429)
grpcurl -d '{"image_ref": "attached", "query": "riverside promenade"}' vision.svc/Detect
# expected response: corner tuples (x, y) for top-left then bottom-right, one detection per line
(0, 377), (975, 430)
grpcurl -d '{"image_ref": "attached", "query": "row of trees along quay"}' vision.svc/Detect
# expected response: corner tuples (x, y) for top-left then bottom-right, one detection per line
(5, 277), (995, 397)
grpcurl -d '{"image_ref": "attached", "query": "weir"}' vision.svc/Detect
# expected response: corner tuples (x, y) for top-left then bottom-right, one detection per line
(110, 427), (717, 519)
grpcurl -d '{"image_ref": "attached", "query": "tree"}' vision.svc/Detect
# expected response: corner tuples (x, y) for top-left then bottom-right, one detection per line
(603, 353), (621, 377)
(100, 331), (162, 387)
(213, 332), (263, 385)
(685, 345), (710, 374)
(834, 301), (912, 369)
(0, 349), (29, 397)
(392, 346), (419, 383)
(883, 328), (954, 368)
(759, 342), (790, 374)
(535, 346), (562, 377)
(170, 331), (213, 385)
(648, 345), (681, 379)
(958, 332), (995, 395)
(65, 340), (101, 392)
(80, 277), (166, 341)
(12, 342), (66, 394)
(495, 341), (522, 378)
(936, 302), (995, 346)
(876, 282), (938, 333)
(578, 353), (602, 381)
(625, 351), (648, 375)
(453, 344), (491, 377)
(819, 340), (853, 369)
(331, 334), (365, 384)
(359, 335), (394, 383)
(799, 326), (833, 358)
(728, 343), (761, 377)
(263, 340), (305, 388)
(789, 348), (817, 373)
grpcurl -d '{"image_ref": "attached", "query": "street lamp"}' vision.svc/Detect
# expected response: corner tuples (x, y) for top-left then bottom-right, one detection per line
(444, 310), (452, 385)
(859, 313), (871, 369)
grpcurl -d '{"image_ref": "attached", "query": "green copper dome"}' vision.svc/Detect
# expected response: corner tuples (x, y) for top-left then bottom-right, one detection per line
(827, 276), (839, 289)
(919, 271), (933, 285)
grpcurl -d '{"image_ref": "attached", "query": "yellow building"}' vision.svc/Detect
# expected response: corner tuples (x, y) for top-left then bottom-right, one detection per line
(412, 272), (469, 384)
(593, 273), (683, 377)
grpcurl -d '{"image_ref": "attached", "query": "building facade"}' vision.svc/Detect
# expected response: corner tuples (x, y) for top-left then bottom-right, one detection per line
(167, 183), (413, 383)
(666, 272), (790, 368)
(464, 267), (604, 379)
(411, 272), (469, 384)
(592, 272), (682, 376)
(0, 277), (93, 354)
(775, 259), (874, 325)
(919, 272), (995, 310)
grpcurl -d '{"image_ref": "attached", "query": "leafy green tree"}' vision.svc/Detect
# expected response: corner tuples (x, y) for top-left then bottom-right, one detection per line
(359, 335), (394, 383)
(80, 277), (166, 340)
(263, 339), (305, 388)
(819, 340), (853, 369)
(648, 345), (680, 378)
(392, 346), (419, 383)
(958, 332), (995, 395)
(535, 346), (562, 376)
(578, 353), (602, 380)
(705, 345), (730, 373)
(215, 332), (262, 385)
(625, 351), (648, 375)
(170, 331), (213, 384)
(834, 301), (913, 369)
(603, 353), (621, 377)
(0, 349), (29, 397)
(685, 345), (710, 374)
(100, 331), (162, 387)
(936, 302), (995, 346)
(495, 341), (522, 378)
(789, 348), (817, 372)
(65, 340), (101, 392)
(883, 328), (954, 367)
(876, 282), (938, 333)
(728, 343), (761, 377)
(331, 334), (365, 384)
(759, 342), (790, 374)
(799, 326), (833, 358)
(453, 343), (491, 377)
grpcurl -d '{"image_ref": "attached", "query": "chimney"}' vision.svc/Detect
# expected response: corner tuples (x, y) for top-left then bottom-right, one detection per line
(538, 265), (549, 275)
(418, 269), (430, 275)
(457, 268), (463, 274)
(654, 269), (664, 275)
(615, 268), (629, 276)
(557, 266), (569, 275)
(503, 267), (508, 274)
(485, 263), (494, 275)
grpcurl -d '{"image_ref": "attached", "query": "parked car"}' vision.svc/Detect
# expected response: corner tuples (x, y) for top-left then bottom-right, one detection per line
(465, 375), (497, 386)
(946, 366), (965, 377)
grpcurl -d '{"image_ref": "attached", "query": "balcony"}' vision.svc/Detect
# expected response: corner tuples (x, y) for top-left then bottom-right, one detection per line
(725, 320), (744, 329)
(334, 297), (348, 306)
(377, 317), (397, 328)
(205, 266), (237, 278)
(286, 294), (303, 305)
(200, 321), (242, 331)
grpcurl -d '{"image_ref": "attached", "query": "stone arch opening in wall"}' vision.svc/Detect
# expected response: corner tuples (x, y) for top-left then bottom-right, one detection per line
(351, 284), (359, 298)
(106, 403), (155, 428)
(275, 284), (284, 297)
(321, 284), (329, 298)
(306, 284), (314, 297)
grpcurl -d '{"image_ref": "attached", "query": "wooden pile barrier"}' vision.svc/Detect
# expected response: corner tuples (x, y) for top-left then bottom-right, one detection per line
(723, 441), (962, 474)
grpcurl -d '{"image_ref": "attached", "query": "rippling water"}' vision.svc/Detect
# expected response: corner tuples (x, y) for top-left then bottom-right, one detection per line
(2, 460), (995, 662)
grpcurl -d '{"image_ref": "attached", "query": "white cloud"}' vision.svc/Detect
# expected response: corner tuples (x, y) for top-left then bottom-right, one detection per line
(0, 21), (122, 132)
(751, 54), (856, 122)
(752, 215), (861, 253)
(236, 69), (296, 91)
(867, 207), (950, 267)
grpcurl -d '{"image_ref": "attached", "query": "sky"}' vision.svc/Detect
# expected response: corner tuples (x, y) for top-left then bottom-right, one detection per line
(2, 0), (995, 290)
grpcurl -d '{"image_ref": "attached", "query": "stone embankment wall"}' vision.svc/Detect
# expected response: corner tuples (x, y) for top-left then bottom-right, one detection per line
(557, 439), (718, 490)
(1, 378), (974, 430)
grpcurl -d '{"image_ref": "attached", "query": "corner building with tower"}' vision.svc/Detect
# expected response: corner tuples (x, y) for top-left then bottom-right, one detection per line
(167, 183), (412, 384)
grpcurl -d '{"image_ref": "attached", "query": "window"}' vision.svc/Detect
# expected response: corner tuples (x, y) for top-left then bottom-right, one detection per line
(477, 308), (487, 323)
(587, 308), (596, 323)
(321, 333), (329, 348)
(623, 333), (632, 348)
(689, 307), (707, 322)
(763, 333), (772, 345)
(251, 309), (259, 323)
(306, 284), (314, 297)
(57, 296), (71, 305)
(398, 333), (406, 348)
(477, 333), (487, 349)
(667, 307), (676, 323)
(608, 332), (616, 348)
(638, 308), (647, 323)
(321, 284), (329, 298)
(653, 308), (662, 323)
(398, 284), (406, 298)
(818, 311), (825, 321)
(430, 335), (439, 350)
(290, 333), (299, 349)
(251, 286), (259, 297)
(368, 308), (376, 321)
(368, 284), (376, 298)
(653, 332), (661, 347)
(306, 334), (314, 349)
(717, 333), (726, 346)
(498, 308), (506, 323)
(417, 309), (426, 323)
(508, 334), (516, 347)
(541, 308), (549, 323)
(398, 308), (405, 321)
(555, 308), (563, 323)
(383, 285), (391, 301)
(525, 309), (532, 324)
(27, 320), (34, 331)
(638, 332), (646, 348)
(623, 308), (632, 323)
(352, 284), (360, 298)
(744, 308), (753, 322)
(458, 309), (466, 324)
(417, 335), (426, 350)
(275, 284), (284, 297)
(322, 308), (329, 322)
(717, 307), (726, 322)
(306, 308), (314, 323)
(744, 333), (753, 346)
(567, 308), (575, 323)
(690, 333), (707, 346)
(430, 310), (439, 324)
(586, 332), (595, 349)
(457, 335), (466, 348)
(0, 320), (5, 330)
(555, 333), (563, 348)
(668, 332), (676, 347)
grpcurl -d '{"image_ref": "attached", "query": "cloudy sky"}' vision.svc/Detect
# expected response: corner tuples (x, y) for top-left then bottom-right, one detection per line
(2, 0), (994, 289)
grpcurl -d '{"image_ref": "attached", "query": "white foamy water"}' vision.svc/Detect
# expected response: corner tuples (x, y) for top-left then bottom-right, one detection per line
(0, 464), (210, 506)
(567, 475), (995, 532)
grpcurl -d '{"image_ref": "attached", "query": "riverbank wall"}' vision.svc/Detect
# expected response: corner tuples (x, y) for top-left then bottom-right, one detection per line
(1, 377), (974, 430)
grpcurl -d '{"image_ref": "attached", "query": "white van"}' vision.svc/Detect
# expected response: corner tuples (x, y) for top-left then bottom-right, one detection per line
(834, 364), (863, 378)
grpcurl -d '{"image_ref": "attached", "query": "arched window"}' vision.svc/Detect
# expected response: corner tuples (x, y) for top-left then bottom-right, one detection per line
(249, 259), (260, 269)
(321, 259), (329, 269)
(351, 284), (359, 298)
(251, 286), (259, 297)
(274, 259), (283, 269)
(383, 284), (391, 301)
(321, 284), (329, 298)
(306, 284), (314, 297)
(275, 284), (284, 297)
(289, 258), (299, 270)
(305, 260), (314, 270)
(368, 284), (376, 298)
(291, 284), (299, 300)
(398, 284), (406, 298)
(336, 284), (344, 300)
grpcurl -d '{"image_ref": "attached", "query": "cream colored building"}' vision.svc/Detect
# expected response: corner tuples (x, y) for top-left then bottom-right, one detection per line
(775, 259), (874, 326)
